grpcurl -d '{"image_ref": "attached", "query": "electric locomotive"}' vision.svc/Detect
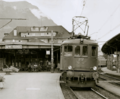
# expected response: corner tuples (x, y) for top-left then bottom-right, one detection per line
(60, 36), (99, 87)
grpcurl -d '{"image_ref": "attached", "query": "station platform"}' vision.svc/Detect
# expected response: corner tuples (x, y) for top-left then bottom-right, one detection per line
(101, 67), (120, 76)
(96, 81), (120, 97)
(0, 72), (64, 99)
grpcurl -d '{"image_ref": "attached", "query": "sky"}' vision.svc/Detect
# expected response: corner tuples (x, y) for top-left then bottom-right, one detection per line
(2, 0), (120, 47)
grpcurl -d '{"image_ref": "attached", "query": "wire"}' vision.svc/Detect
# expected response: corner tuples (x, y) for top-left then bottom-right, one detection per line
(90, 2), (120, 36)
(0, 19), (12, 29)
(98, 3), (120, 32)
(89, 32), (98, 36)
(80, 0), (86, 16)
(98, 24), (120, 40)
(80, 6), (84, 16)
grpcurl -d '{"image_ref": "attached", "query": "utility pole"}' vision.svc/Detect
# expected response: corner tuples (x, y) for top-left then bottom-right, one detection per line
(51, 30), (54, 73)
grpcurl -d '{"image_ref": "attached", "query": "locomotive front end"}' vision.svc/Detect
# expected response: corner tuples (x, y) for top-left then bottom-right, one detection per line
(60, 39), (99, 87)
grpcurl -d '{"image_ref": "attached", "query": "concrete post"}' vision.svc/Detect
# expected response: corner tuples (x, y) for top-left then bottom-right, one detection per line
(51, 30), (54, 73)
(117, 53), (120, 73)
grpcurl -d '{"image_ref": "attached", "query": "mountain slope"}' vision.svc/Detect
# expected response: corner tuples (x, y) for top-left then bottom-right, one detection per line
(0, 1), (56, 39)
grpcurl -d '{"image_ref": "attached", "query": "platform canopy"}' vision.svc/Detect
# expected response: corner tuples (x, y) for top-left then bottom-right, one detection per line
(102, 33), (120, 54)
(0, 41), (61, 49)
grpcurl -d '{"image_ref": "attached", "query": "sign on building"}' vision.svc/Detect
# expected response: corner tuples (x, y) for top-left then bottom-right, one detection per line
(4, 33), (9, 36)
(5, 45), (22, 49)
(21, 32), (56, 37)
(46, 50), (50, 55)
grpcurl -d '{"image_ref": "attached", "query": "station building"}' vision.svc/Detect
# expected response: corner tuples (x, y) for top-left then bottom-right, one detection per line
(0, 26), (72, 71)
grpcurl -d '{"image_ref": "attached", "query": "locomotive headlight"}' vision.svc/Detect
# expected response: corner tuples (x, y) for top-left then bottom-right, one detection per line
(68, 65), (72, 70)
(93, 66), (97, 70)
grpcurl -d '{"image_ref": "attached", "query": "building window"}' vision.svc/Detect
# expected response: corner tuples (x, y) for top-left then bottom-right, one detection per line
(31, 27), (39, 31)
(4, 33), (9, 36)
(13, 39), (15, 42)
(14, 30), (17, 36)
(40, 27), (48, 31)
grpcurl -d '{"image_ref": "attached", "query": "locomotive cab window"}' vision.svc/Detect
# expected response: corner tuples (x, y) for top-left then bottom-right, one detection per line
(92, 46), (96, 56)
(82, 46), (88, 56)
(75, 46), (80, 56)
(64, 45), (73, 56)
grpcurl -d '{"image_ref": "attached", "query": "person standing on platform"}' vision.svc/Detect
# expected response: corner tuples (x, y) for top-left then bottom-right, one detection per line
(31, 63), (34, 72)
(48, 61), (51, 71)
(38, 63), (41, 72)
(0, 75), (5, 89)
(40, 60), (43, 70)
(45, 60), (48, 71)
(28, 63), (31, 72)
(57, 63), (60, 71)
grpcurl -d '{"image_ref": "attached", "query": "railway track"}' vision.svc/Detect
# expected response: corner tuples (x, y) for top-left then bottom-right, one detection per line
(72, 87), (107, 99)
(100, 73), (120, 86)
(60, 83), (78, 99)
(100, 73), (120, 81)
(60, 73), (120, 99)
(60, 83), (108, 99)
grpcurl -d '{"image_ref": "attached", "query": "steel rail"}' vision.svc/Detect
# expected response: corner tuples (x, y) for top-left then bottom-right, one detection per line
(91, 88), (108, 99)
(100, 74), (120, 81)
(69, 87), (78, 99)
(70, 87), (106, 99)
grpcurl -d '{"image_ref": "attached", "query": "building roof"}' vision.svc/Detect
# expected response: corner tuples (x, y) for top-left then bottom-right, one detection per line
(3, 26), (72, 40)
(0, 42), (61, 46)
(101, 33), (120, 54)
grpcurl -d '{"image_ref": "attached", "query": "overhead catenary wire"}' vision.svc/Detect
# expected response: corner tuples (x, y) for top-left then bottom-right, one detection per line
(80, 0), (87, 16)
(78, 0), (87, 23)
(89, 2), (120, 36)
(98, 24), (120, 40)
(90, 32), (98, 36)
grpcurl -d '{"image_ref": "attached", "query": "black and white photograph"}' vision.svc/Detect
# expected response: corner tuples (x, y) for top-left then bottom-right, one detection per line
(0, 0), (120, 99)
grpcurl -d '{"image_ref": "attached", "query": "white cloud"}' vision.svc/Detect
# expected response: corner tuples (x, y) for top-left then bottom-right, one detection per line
(30, 8), (47, 19)
(13, 6), (17, 10)
(27, 0), (83, 32)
